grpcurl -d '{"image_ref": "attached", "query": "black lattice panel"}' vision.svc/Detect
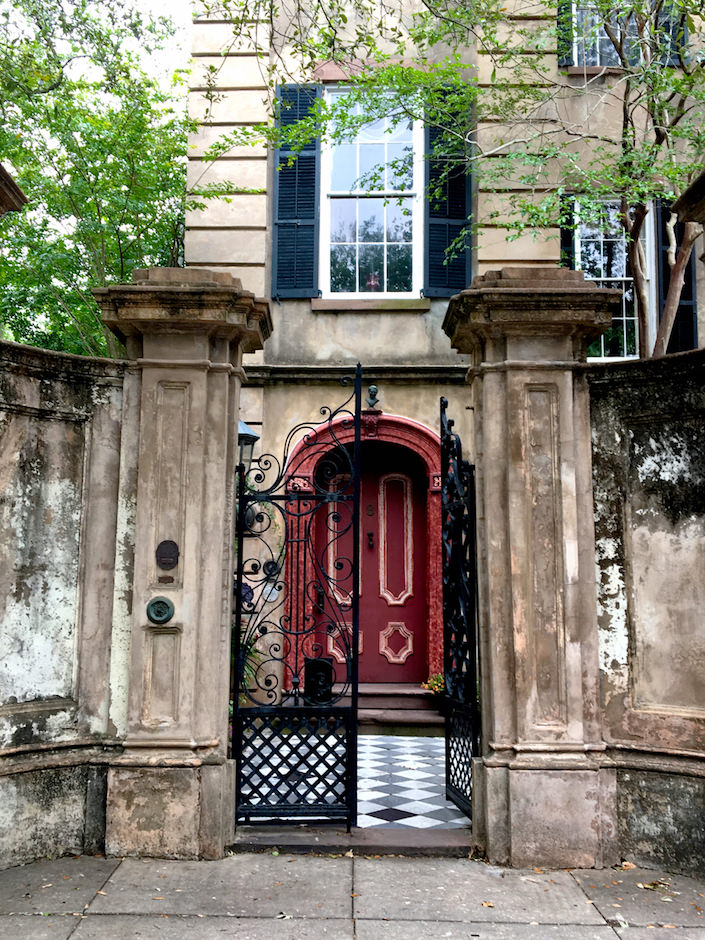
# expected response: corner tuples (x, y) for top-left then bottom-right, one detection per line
(236, 708), (355, 822)
(445, 704), (474, 819)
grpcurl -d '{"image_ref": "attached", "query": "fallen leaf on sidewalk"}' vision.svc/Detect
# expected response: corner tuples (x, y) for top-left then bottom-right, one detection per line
(276, 912), (292, 919)
(481, 901), (494, 908)
(152, 897), (165, 900)
(96, 891), (106, 896)
(620, 861), (636, 870)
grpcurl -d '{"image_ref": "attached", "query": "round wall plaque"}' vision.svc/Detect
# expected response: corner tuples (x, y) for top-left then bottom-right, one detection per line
(146, 596), (175, 624)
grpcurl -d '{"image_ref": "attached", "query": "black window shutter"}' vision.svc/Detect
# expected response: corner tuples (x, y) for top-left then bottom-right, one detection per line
(557, 0), (574, 66)
(655, 200), (698, 352)
(424, 126), (472, 297)
(272, 85), (321, 298)
(560, 195), (576, 268)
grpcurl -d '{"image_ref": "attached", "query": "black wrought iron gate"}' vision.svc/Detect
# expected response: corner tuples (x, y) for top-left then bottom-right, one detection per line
(232, 367), (362, 829)
(440, 397), (481, 819)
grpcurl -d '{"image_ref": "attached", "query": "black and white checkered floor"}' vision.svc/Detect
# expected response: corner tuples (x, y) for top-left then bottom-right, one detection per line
(357, 734), (469, 829)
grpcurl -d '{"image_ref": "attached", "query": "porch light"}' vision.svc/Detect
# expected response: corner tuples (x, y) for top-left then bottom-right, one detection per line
(238, 419), (259, 473)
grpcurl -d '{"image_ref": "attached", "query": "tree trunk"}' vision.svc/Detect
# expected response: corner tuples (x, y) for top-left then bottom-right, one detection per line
(652, 219), (701, 358)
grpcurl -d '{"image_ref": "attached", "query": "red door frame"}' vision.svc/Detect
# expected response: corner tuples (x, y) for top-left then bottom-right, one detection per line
(287, 410), (443, 677)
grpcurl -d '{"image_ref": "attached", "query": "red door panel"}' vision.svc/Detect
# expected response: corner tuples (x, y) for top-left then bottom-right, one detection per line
(316, 442), (428, 684)
(359, 446), (428, 683)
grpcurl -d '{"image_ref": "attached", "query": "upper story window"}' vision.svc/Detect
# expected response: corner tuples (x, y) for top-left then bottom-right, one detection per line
(319, 89), (424, 298)
(573, 4), (639, 67)
(271, 84), (471, 302)
(559, 1), (684, 68)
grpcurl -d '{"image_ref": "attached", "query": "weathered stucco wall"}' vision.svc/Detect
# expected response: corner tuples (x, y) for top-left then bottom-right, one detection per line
(589, 349), (705, 874)
(0, 340), (133, 868)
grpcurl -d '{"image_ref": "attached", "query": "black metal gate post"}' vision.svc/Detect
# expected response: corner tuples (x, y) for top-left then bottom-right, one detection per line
(232, 367), (362, 829)
(440, 397), (481, 819)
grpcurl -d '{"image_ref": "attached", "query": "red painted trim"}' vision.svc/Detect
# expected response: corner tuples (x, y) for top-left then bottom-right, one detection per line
(288, 411), (443, 682)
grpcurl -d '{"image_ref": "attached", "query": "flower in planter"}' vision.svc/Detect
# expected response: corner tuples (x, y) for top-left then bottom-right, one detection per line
(421, 673), (444, 695)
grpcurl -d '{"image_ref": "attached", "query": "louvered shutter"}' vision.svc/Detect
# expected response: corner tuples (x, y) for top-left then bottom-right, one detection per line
(272, 85), (321, 298)
(560, 195), (576, 268)
(424, 126), (472, 297)
(656, 200), (698, 353)
(557, 0), (574, 66)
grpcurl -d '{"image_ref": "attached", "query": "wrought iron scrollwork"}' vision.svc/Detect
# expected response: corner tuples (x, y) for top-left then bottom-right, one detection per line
(441, 396), (481, 820)
(232, 366), (361, 827)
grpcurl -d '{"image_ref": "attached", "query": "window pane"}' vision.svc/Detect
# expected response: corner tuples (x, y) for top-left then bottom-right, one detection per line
(359, 199), (384, 242)
(387, 244), (412, 292)
(625, 319), (637, 356)
(331, 199), (356, 243)
(387, 116), (413, 142)
(331, 143), (357, 191)
(587, 336), (604, 357)
(387, 143), (413, 191)
(604, 323), (625, 357)
(359, 245), (384, 292)
(603, 238), (626, 278)
(387, 201), (413, 242)
(580, 239), (603, 278)
(358, 143), (385, 189)
(359, 117), (386, 143)
(330, 245), (356, 293)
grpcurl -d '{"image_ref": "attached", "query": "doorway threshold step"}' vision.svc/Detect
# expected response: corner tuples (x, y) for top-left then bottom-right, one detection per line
(358, 707), (443, 728)
(230, 824), (473, 857)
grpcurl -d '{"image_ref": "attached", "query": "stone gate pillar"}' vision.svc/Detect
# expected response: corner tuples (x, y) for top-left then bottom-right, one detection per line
(443, 268), (619, 869)
(94, 268), (271, 859)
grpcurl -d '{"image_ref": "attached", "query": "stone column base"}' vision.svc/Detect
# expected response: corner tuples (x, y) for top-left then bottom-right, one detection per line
(474, 760), (618, 869)
(105, 760), (235, 860)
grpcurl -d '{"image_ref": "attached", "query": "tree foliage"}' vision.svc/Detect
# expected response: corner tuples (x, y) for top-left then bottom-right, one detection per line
(198, 0), (705, 355)
(0, 0), (231, 357)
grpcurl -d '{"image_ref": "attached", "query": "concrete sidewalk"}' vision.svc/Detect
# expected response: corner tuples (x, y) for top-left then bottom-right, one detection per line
(0, 853), (704, 938)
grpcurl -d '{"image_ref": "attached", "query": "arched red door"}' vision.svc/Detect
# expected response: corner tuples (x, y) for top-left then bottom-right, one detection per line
(322, 442), (429, 683)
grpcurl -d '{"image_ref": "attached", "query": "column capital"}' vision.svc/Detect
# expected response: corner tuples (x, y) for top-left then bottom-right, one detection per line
(443, 267), (619, 362)
(94, 267), (272, 354)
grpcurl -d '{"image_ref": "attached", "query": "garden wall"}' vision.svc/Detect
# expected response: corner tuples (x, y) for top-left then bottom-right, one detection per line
(0, 340), (135, 867)
(589, 349), (705, 874)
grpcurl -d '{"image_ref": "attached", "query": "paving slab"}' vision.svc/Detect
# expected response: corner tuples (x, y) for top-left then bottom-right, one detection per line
(0, 856), (120, 915)
(88, 854), (353, 919)
(355, 922), (618, 939)
(572, 867), (705, 928)
(352, 857), (606, 924)
(616, 930), (705, 939)
(71, 913), (354, 938)
(0, 914), (76, 939)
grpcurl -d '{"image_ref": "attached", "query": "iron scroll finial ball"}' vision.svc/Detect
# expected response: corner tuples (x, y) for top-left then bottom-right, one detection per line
(366, 385), (380, 409)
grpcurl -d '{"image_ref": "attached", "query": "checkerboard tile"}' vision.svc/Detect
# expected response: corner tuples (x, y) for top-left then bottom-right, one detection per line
(357, 735), (470, 829)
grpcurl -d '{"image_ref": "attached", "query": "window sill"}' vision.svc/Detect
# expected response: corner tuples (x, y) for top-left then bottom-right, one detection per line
(311, 298), (431, 312)
(564, 65), (627, 77)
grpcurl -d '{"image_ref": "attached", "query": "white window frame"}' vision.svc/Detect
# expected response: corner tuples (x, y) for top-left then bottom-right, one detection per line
(571, 1), (640, 68)
(319, 87), (425, 300)
(573, 199), (657, 361)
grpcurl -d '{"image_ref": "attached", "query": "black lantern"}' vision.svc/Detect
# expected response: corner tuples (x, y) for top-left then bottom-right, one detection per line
(237, 419), (259, 473)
